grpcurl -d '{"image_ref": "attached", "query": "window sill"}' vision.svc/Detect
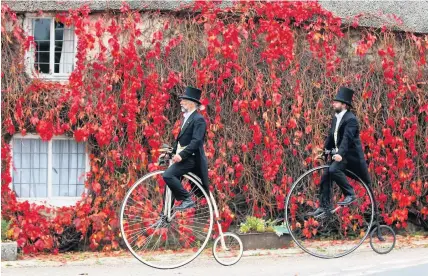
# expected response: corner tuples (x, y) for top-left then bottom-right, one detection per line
(17, 197), (82, 207)
(27, 73), (71, 82)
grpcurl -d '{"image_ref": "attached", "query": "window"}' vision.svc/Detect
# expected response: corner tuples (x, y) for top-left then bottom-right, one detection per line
(11, 135), (88, 206)
(24, 16), (76, 79)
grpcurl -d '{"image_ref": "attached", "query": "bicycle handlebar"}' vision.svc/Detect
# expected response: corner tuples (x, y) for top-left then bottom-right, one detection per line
(316, 149), (338, 162)
(157, 144), (173, 166)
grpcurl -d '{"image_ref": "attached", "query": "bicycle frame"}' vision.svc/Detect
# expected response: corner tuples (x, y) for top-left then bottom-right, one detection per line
(121, 150), (243, 268)
(323, 153), (384, 241)
(160, 158), (229, 250)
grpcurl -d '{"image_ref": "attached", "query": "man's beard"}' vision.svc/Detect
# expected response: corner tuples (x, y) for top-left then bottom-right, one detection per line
(334, 107), (343, 114)
(181, 106), (188, 113)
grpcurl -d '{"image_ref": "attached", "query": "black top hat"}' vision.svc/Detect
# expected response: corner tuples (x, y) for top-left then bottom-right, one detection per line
(179, 86), (202, 105)
(334, 87), (354, 107)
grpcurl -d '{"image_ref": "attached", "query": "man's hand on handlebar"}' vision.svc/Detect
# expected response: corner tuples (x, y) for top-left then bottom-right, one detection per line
(172, 154), (182, 163)
(332, 154), (342, 162)
(315, 149), (342, 162)
(157, 144), (174, 165)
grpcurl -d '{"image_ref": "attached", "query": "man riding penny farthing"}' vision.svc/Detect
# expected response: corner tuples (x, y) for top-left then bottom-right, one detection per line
(120, 86), (243, 269)
(285, 87), (396, 258)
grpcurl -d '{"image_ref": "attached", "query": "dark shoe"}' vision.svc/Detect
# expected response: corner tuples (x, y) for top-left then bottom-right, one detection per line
(175, 197), (195, 211)
(337, 195), (357, 206)
(307, 207), (327, 217)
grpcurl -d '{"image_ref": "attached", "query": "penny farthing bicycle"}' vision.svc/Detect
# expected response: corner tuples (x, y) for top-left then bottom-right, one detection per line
(285, 150), (396, 259)
(120, 145), (243, 269)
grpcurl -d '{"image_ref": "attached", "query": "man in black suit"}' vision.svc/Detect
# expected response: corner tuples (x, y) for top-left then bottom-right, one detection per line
(162, 86), (208, 211)
(309, 87), (372, 217)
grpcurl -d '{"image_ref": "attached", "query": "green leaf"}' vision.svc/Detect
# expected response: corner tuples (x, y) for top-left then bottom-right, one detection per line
(273, 225), (289, 237)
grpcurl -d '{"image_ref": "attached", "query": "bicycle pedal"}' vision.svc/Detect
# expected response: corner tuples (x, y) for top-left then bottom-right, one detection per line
(315, 210), (334, 219)
(314, 212), (326, 219)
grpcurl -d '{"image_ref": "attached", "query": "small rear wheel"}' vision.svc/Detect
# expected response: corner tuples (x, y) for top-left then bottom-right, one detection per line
(212, 232), (243, 266)
(369, 225), (396, 254)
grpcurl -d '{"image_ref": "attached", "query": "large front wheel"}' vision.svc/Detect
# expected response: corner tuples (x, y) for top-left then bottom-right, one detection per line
(120, 171), (213, 269)
(285, 165), (375, 258)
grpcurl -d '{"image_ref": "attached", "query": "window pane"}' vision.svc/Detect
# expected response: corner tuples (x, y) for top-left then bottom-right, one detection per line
(33, 19), (51, 74)
(36, 184), (47, 197)
(52, 140), (61, 154)
(21, 169), (31, 183)
(59, 169), (69, 184)
(40, 141), (48, 152)
(32, 169), (39, 183)
(35, 62), (50, 74)
(32, 153), (39, 167)
(21, 139), (31, 153)
(70, 141), (78, 153)
(13, 152), (21, 169)
(13, 183), (21, 197)
(77, 185), (85, 196)
(53, 185), (59, 197)
(69, 185), (77, 197)
(78, 152), (85, 168)
(54, 40), (63, 73)
(13, 170), (21, 183)
(21, 184), (30, 197)
(70, 169), (78, 184)
(70, 154), (78, 169)
(31, 139), (40, 153)
(54, 22), (64, 40)
(60, 185), (69, 196)
(52, 167), (59, 185)
(62, 140), (69, 153)
(36, 40), (50, 52)
(22, 154), (31, 168)
(61, 153), (69, 168)
(40, 170), (47, 183)
(33, 19), (50, 41)
(40, 153), (48, 168)
(78, 143), (85, 154)
(13, 140), (21, 153)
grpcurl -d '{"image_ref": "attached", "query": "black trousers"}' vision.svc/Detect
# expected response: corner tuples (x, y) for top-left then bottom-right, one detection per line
(162, 156), (196, 201)
(319, 161), (356, 208)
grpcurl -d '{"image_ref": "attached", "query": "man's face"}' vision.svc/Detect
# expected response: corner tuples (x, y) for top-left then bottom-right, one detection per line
(332, 101), (346, 114)
(180, 99), (195, 113)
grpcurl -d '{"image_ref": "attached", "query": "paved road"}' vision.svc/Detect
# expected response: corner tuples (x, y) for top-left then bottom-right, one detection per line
(2, 247), (428, 276)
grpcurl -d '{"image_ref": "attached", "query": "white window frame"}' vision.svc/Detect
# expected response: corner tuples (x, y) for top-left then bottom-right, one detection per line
(9, 134), (89, 207)
(23, 13), (78, 81)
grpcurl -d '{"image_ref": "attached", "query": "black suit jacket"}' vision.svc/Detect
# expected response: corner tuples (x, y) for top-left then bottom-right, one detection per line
(324, 111), (371, 184)
(173, 111), (209, 190)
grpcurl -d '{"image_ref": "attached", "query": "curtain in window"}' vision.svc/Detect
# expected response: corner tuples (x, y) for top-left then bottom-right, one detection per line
(60, 27), (74, 74)
(13, 139), (48, 197)
(52, 140), (86, 197)
(55, 22), (74, 74)
(12, 138), (86, 198)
